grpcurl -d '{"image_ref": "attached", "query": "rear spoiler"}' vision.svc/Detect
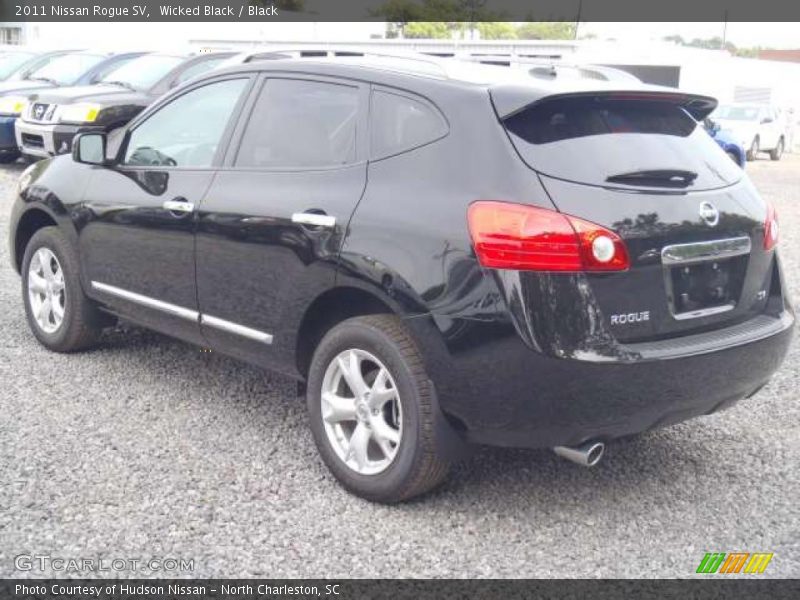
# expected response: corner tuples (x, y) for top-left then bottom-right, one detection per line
(491, 86), (718, 121)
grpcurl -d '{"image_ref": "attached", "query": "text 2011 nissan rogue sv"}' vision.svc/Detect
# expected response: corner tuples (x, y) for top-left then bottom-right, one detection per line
(8, 57), (793, 502)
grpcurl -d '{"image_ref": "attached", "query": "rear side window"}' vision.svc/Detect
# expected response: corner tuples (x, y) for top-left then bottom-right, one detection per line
(502, 95), (742, 191)
(235, 79), (359, 169)
(370, 90), (447, 159)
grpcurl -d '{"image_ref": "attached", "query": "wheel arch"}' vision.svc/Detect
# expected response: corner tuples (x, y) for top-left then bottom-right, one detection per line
(295, 285), (404, 378)
(13, 207), (59, 273)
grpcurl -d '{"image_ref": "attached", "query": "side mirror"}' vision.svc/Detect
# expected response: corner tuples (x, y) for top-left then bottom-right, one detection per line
(761, 117), (773, 124)
(72, 132), (108, 165)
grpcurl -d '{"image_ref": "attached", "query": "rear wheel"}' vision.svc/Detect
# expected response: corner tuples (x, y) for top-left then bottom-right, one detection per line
(746, 137), (759, 161)
(770, 138), (784, 161)
(21, 227), (104, 352)
(306, 315), (450, 503)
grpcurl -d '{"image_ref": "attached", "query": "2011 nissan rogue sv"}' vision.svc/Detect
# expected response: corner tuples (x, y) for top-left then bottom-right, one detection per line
(8, 57), (793, 502)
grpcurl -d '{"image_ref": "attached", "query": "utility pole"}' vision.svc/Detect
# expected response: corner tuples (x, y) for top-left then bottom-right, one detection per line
(721, 11), (728, 50)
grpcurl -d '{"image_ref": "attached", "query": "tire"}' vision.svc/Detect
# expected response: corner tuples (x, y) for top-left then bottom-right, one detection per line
(21, 226), (104, 352)
(307, 314), (450, 503)
(746, 137), (759, 161)
(770, 138), (784, 161)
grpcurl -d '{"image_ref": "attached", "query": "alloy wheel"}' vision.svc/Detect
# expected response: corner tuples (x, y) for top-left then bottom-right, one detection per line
(27, 247), (66, 334)
(320, 348), (403, 475)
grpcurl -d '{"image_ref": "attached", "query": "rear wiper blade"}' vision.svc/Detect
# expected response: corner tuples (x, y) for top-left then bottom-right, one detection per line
(101, 80), (136, 91)
(606, 169), (699, 189)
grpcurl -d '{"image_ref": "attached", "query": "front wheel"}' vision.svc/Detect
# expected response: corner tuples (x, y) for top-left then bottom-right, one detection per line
(21, 227), (105, 352)
(306, 315), (450, 503)
(746, 137), (760, 161)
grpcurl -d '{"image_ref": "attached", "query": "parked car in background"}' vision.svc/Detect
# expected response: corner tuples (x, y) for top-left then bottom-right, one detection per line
(712, 103), (786, 161)
(0, 49), (80, 84)
(8, 57), (792, 502)
(0, 47), (38, 81)
(0, 51), (145, 162)
(14, 51), (234, 160)
(703, 118), (746, 167)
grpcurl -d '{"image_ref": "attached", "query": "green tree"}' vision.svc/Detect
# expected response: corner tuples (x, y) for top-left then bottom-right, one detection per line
(405, 22), (451, 39)
(663, 34), (763, 56)
(662, 34), (686, 45)
(516, 22), (576, 40)
(476, 22), (517, 40)
(422, 0), (466, 20)
(252, 0), (303, 11)
(370, 0), (424, 38)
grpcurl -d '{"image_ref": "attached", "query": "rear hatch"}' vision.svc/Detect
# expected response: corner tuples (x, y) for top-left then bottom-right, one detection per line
(494, 89), (775, 342)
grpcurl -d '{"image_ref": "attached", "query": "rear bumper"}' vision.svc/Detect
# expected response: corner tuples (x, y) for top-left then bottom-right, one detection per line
(407, 307), (794, 449)
(14, 120), (84, 158)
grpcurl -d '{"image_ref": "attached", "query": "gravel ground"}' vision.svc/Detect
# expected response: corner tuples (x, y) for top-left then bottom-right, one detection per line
(0, 156), (798, 579)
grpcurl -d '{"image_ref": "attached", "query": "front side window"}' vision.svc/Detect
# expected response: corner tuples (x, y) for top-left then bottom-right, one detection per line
(370, 90), (448, 159)
(235, 78), (359, 169)
(124, 78), (247, 168)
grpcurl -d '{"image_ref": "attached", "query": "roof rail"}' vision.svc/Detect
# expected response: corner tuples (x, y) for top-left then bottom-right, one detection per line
(234, 46), (451, 77)
(452, 54), (641, 83)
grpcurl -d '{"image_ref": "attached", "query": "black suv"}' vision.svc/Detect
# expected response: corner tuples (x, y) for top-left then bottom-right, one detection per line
(8, 57), (793, 502)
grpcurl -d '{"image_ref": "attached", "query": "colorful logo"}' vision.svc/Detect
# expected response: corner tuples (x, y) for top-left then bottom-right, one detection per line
(696, 552), (773, 574)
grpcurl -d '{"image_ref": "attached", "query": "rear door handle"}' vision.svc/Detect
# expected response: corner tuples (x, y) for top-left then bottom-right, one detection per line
(163, 198), (194, 214)
(291, 212), (336, 229)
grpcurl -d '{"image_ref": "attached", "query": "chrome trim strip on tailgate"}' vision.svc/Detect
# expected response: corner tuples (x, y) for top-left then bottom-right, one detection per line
(661, 236), (752, 266)
(673, 304), (735, 321)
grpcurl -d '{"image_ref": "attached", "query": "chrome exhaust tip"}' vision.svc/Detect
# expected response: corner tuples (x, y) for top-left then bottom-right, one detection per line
(553, 441), (605, 467)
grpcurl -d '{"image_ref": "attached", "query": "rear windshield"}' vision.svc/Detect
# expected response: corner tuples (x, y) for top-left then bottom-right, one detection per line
(502, 95), (742, 191)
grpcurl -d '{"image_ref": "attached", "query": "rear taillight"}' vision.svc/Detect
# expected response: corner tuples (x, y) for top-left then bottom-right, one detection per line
(764, 203), (779, 251)
(467, 201), (629, 272)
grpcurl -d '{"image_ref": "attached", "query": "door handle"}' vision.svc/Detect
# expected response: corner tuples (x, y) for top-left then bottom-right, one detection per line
(291, 212), (336, 229)
(163, 198), (194, 214)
